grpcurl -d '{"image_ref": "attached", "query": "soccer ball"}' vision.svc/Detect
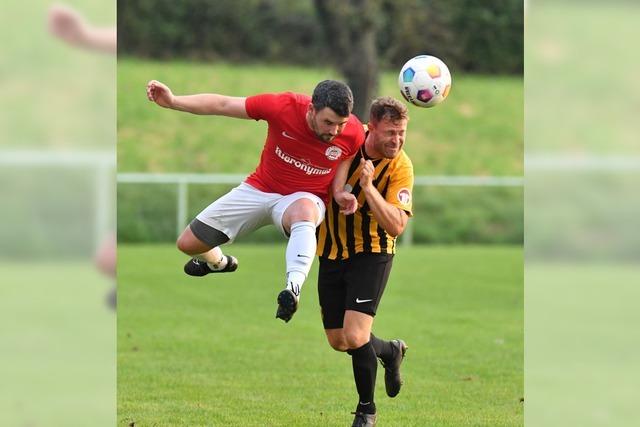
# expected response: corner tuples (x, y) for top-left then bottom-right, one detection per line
(398, 55), (452, 108)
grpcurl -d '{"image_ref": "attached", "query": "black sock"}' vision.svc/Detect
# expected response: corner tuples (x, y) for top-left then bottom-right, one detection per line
(370, 333), (394, 361)
(350, 341), (377, 414)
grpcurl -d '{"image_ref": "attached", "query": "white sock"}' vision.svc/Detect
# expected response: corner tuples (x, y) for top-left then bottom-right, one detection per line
(195, 247), (228, 271)
(285, 221), (317, 297)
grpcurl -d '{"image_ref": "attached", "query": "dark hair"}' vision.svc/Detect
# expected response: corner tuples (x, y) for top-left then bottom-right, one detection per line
(311, 80), (354, 117)
(369, 96), (409, 124)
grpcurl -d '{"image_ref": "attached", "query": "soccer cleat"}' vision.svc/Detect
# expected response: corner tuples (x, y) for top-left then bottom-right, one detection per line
(351, 412), (377, 427)
(275, 288), (298, 323)
(183, 256), (238, 277)
(381, 339), (408, 398)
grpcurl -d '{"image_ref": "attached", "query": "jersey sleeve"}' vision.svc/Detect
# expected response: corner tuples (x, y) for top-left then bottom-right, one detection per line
(245, 93), (287, 121)
(344, 117), (367, 157)
(385, 156), (414, 216)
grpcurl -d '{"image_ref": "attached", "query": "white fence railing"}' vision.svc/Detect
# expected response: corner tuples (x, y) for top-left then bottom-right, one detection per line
(117, 172), (523, 245)
(1, 149), (115, 251)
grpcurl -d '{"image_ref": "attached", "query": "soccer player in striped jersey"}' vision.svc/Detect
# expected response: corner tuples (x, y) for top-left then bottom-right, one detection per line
(317, 97), (413, 427)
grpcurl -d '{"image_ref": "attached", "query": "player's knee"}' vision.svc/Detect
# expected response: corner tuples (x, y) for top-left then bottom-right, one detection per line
(176, 233), (195, 255)
(176, 235), (188, 253)
(327, 336), (348, 352)
(344, 329), (369, 350)
(325, 331), (349, 352)
(286, 198), (319, 223)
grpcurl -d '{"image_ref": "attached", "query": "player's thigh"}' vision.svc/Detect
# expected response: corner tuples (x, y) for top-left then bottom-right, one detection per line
(343, 253), (394, 317)
(271, 192), (325, 236)
(186, 219), (230, 250)
(318, 256), (348, 329)
(195, 183), (272, 242)
(176, 225), (216, 255)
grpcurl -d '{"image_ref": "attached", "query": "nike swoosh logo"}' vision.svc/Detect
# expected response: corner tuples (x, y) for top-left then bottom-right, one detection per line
(355, 298), (373, 304)
(297, 254), (311, 258)
(288, 284), (300, 296)
(282, 130), (297, 140)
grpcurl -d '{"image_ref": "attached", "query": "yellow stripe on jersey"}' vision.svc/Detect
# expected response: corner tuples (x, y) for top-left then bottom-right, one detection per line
(317, 148), (414, 260)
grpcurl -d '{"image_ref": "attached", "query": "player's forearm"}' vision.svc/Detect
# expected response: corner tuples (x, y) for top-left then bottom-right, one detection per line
(83, 27), (117, 54)
(171, 94), (226, 114)
(362, 185), (408, 237)
(170, 94), (249, 118)
(332, 158), (352, 195)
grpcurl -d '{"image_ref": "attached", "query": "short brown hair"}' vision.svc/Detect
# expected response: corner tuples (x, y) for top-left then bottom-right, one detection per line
(369, 96), (409, 124)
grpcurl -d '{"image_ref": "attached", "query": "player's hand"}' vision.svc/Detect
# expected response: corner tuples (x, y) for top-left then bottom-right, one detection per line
(48, 5), (89, 46)
(334, 190), (358, 215)
(146, 80), (175, 108)
(359, 158), (375, 190)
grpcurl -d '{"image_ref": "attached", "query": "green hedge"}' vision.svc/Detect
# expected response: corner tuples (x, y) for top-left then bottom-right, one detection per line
(118, 0), (523, 74)
(117, 183), (523, 244)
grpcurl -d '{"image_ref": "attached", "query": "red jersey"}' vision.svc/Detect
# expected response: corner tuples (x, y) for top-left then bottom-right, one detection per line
(244, 92), (365, 202)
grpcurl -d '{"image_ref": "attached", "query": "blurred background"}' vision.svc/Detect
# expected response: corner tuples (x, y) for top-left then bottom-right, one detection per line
(526, 1), (640, 426)
(117, 1), (524, 426)
(117, 0), (524, 247)
(2, 0), (638, 425)
(1, 0), (115, 426)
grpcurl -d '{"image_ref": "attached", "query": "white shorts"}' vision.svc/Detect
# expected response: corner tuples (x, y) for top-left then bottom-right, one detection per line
(195, 182), (325, 243)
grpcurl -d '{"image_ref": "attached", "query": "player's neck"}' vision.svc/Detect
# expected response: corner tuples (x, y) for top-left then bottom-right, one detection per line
(364, 136), (383, 160)
(305, 110), (312, 130)
(305, 110), (317, 138)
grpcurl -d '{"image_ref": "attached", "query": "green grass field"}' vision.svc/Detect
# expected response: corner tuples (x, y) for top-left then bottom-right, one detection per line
(118, 244), (522, 426)
(118, 58), (522, 176)
(0, 262), (115, 427)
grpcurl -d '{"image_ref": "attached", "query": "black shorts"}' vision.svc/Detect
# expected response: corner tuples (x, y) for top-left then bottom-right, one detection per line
(317, 253), (394, 329)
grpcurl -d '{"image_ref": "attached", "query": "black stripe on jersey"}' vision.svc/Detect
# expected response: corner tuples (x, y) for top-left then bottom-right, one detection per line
(349, 158), (383, 201)
(356, 160), (389, 253)
(376, 177), (392, 252)
(345, 210), (356, 257)
(377, 224), (388, 252)
(331, 199), (344, 260)
(379, 173), (391, 199)
(320, 210), (333, 258)
(348, 150), (363, 176)
(361, 203), (372, 252)
(373, 162), (391, 188)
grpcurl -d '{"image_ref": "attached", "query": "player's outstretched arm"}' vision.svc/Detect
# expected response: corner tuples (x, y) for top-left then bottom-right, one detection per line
(332, 157), (358, 215)
(146, 80), (250, 119)
(359, 158), (408, 237)
(48, 5), (116, 54)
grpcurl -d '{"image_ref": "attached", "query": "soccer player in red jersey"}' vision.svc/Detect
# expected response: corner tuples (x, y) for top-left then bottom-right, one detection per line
(146, 79), (365, 322)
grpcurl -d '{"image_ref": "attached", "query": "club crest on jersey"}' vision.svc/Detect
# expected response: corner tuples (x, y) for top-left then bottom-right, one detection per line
(397, 188), (411, 205)
(324, 146), (342, 161)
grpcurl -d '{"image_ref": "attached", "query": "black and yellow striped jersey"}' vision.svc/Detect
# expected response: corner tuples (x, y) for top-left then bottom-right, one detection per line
(317, 147), (414, 260)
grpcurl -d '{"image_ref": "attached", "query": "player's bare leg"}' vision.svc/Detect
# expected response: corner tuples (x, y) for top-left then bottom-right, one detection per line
(95, 233), (117, 309)
(177, 226), (237, 276)
(276, 198), (321, 322)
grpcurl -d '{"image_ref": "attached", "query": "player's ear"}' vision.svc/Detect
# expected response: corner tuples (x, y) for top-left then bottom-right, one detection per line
(367, 121), (375, 132)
